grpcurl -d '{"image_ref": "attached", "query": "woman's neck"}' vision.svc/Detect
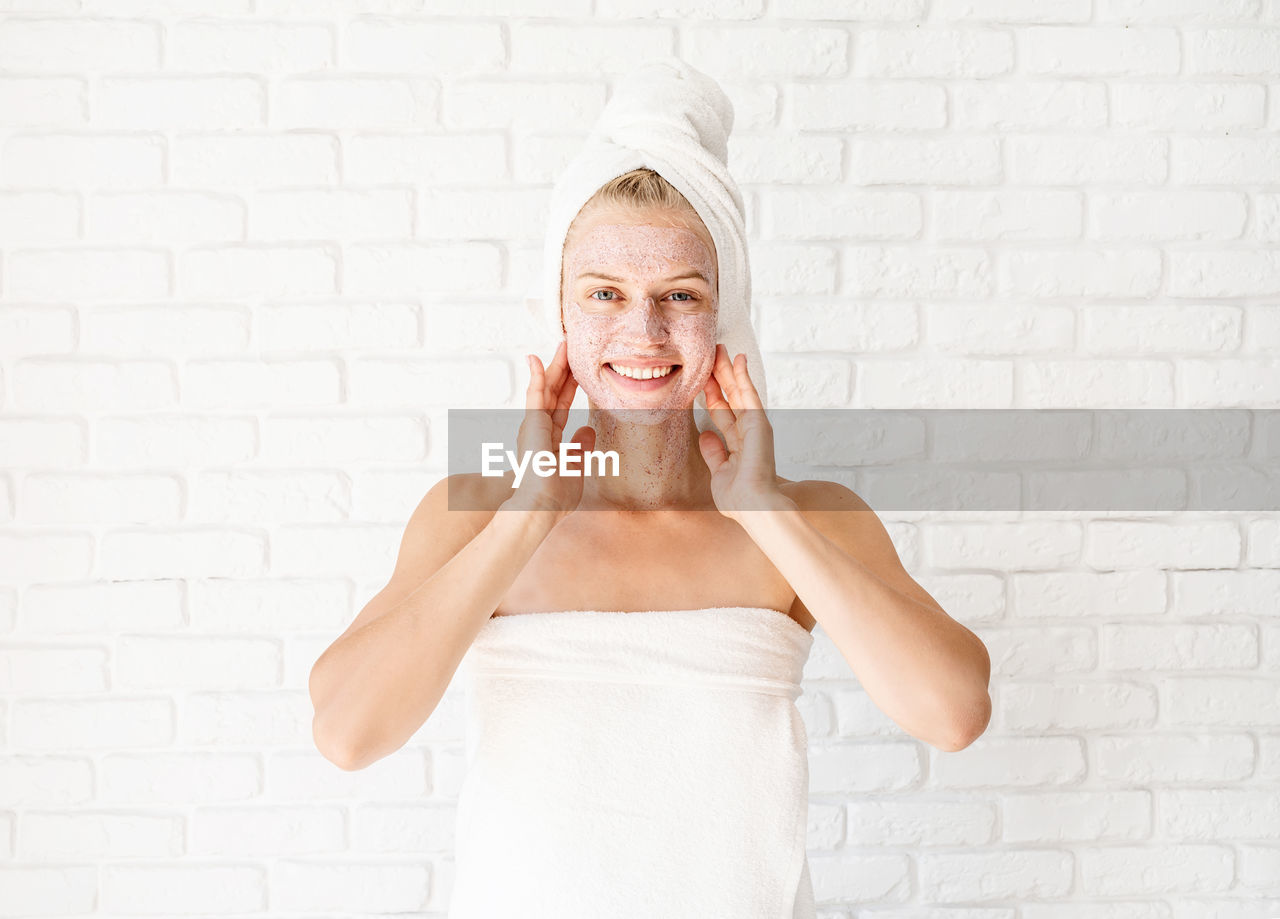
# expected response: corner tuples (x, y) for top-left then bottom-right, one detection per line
(577, 407), (716, 512)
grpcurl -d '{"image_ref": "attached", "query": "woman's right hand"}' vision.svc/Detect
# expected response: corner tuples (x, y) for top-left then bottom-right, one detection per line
(502, 340), (595, 519)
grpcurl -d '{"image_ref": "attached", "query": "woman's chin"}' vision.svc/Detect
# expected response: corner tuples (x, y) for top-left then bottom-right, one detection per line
(586, 390), (699, 421)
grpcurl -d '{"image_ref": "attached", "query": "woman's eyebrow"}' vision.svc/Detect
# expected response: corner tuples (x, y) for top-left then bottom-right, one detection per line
(577, 270), (710, 284)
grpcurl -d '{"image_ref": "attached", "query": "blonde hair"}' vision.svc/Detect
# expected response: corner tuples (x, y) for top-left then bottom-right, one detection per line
(578, 167), (696, 215)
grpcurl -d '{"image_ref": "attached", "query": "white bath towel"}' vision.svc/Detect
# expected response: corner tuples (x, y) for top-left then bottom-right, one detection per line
(529, 57), (769, 426)
(446, 606), (815, 919)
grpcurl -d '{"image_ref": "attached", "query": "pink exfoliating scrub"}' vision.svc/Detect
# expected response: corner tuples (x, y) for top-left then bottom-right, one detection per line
(560, 219), (719, 417)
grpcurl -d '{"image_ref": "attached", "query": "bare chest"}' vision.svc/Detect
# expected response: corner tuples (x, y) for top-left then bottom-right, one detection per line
(494, 511), (809, 630)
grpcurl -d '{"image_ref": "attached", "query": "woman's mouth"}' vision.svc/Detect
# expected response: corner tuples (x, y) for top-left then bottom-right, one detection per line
(603, 361), (682, 391)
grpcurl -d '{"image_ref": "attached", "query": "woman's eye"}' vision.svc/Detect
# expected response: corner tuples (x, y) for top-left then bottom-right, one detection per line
(586, 289), (699, 305)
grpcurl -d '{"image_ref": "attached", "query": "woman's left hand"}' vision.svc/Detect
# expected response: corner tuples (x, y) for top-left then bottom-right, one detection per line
(698, 343), (788, 524)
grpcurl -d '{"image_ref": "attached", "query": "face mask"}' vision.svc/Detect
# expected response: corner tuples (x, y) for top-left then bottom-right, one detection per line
(561, 220), (718, 413)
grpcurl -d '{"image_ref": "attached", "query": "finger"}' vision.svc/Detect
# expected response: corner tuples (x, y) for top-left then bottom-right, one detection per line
(554, 367), (578, 411)
(543, 340), (569, 396)
(701, 370), (740, 452)
(551, 373), (578, 431)
(714, 344), (744, 413)
(732, 351), (765, 411)
(541, 341), (567, 407)
(698, 428), (729, 476)
(525, 354), (544, 411)
(711, 344), (745, 421)
(571, 424), (596, 452)
(549, 343), (577, 410)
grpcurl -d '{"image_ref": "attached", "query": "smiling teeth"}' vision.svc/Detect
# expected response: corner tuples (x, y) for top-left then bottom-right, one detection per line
(610, 363), (675, 380)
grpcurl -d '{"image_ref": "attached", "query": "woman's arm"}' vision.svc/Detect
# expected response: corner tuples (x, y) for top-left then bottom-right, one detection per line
(310, 341), (585, 771)
(309, 478), (563, 771)
(697, 345), (991, 752)
(740, 484), (992, 752)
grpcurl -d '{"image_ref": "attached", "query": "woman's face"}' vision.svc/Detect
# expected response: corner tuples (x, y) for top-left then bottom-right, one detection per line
(560, 206), (719, 413)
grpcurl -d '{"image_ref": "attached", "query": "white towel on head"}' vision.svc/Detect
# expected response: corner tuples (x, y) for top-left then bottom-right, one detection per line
(528, 57), (768, 427)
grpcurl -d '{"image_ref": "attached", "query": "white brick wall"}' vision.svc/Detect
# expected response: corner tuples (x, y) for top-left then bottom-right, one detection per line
(1, 2), (1278, 917)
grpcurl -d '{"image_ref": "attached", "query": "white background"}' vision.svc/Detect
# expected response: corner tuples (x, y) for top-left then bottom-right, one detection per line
(2, 1), (1279, 916)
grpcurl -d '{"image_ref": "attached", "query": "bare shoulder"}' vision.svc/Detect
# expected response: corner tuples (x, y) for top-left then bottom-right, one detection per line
(450, 470), (516, 511)
(327, 471), (516, 646)
(778, 477), (875, 514)
(414, 471), (514, 535)
(778, 477), (946, 617)
(777, 477), (883, 554)
(386, 472), (517, 577)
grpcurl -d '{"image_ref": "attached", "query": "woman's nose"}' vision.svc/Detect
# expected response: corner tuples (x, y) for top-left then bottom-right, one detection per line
(620, 296), (666, 339)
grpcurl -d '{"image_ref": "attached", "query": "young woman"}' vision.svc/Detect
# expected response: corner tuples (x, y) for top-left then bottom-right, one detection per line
(309, 63), (990, 918)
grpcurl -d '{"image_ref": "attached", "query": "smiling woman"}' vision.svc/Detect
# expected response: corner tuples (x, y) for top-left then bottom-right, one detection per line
(559, 192), (720, 415)
(308, 56), (989, 919)
(422, 68), (834, 913)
